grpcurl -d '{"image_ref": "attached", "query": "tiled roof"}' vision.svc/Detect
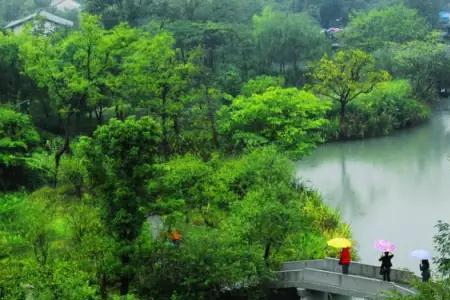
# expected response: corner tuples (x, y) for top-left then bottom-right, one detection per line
(5, 10), (74, 29)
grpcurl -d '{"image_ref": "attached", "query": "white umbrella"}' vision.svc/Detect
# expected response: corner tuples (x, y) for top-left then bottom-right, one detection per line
(410, 249), (432, 260)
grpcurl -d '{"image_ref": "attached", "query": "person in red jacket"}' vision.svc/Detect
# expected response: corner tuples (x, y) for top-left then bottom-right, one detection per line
(339, 247), (351, 274)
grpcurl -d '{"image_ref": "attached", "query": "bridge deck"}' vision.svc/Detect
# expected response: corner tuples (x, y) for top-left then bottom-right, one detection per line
(277, 258), (417, 299)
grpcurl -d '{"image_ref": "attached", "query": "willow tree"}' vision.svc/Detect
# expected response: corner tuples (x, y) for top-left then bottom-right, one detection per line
(312, 49), (390, 138)
(253, 7), (329, 83)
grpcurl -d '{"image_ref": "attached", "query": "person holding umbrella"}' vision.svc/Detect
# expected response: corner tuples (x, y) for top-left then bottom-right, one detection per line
(411, 250), (432, 282)
(420, 259), (431, 282)
(339, 247), (352, 274)
(327, 238), (352, 274)
(374, 240), (395, 282)
(379, 252), (394, 282)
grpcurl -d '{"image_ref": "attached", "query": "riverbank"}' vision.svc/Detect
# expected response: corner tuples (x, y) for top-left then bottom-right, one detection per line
(324, 80), (431, 141)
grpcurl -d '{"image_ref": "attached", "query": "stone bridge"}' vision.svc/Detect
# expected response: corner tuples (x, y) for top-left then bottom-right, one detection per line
(275, 258), (418, 299)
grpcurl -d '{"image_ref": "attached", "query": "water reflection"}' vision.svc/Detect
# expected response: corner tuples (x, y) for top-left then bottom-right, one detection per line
(297, 109), (450, 272)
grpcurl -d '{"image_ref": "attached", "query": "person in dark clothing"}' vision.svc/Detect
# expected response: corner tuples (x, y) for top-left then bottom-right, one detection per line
(339, 247), (351, 274)
(420, 259), (431, 282)
(379, 252), (394, 281)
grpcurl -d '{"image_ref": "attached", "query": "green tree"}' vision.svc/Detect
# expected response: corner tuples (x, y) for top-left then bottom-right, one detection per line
(253, 7), (329, 83)
(339, 80), (430, 138)
(123, 31), (198, 156)
(0, 33), (40, 106)
(20, 14), (140, 176)
(240, 75), (285, 96)
(405, 0), (441, 27)
(0, 107), (40, 190)
(83, 0), (153, 27)
(219, 87), (330, 157)
(342, 4), (430, 51)
(144, 147), (350, 299)
(81, 116), (160, 295)
(0, 190), (106, 300)
(311, 49), (390, 138)
(434, 221), (450, 277)
(376, 37), (450, 100)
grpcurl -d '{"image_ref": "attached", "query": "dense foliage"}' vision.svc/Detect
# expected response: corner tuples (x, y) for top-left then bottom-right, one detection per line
(311, 49), (390, 138)
(0, 144), (351, 299)
(0, 107), (40, 190)
(220, 87), (330, 156)
(0, 0), (448, 298)
(342, 4), (430, 51)
(332, 80), (430, 139)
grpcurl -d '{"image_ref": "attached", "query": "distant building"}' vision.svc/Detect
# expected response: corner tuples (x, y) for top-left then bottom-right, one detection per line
(51, 0), (81, 11)
(439, 11), (450, 25)
(4, 10), (74, 34)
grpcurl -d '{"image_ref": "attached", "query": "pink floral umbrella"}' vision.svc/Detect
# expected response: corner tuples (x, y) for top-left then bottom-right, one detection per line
(374, 240), (396, 252)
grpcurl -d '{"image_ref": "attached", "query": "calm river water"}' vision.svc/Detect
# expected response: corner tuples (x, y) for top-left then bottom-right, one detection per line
(296, 101), (450, 273)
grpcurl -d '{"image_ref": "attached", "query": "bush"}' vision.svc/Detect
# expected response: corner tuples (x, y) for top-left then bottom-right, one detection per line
(0, 107), (40, 190)
(219, 87), (330, 158)
(328, 80), (430, 139)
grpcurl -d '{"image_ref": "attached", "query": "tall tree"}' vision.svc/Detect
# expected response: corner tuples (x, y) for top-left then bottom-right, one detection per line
(20, 14), (140, 176)
(312, 49), (390, 138)
(122, 31), (198, 156)
(81, 117), (160, 295)
(342, 4), (430, 51)
(253, 7), (330, 84)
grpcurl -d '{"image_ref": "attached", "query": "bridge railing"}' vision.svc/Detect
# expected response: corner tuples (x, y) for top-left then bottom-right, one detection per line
(278, 268), (416, 298)
(282, 258), (417, 284)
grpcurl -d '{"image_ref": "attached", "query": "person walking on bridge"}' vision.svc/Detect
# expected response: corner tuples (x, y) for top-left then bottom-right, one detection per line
(379, 252), (394, 281)
(339, 247), (351, 274)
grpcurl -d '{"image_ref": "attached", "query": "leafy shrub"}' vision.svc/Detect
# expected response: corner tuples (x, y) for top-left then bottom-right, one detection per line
(0, 107), (40, 190)
(219, 87), (330, 157)
(328, 80), (430, 139)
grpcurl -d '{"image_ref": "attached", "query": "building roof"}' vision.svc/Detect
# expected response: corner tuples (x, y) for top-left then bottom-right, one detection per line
(4, 10), (74, 29)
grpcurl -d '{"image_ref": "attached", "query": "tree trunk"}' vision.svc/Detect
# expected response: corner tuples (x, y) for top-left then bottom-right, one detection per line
(95, 105), (104, 125)
(54, 114), (71, 187)
(339, 101), (347, 139)
(205, 87), (219, 149)
(119, 253), (130, 296)
(160, 86), (171, 157)
(173, 114), (181, 136)
(99, 272), (108, 300)
(264, 242), (271, 266)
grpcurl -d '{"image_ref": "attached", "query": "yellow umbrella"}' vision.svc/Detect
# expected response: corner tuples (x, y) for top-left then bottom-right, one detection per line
(327, 238), (352, 249)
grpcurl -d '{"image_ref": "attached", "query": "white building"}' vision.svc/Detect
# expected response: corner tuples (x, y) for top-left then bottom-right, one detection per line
(51, 0), (81, 11)
(4, 11), (74, 34)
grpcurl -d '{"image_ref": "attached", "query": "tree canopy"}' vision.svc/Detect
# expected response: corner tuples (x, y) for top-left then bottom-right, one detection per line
(0, 0), (447, 297)
(342, 4), (430, 51)
(311, 49), (390, 138)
